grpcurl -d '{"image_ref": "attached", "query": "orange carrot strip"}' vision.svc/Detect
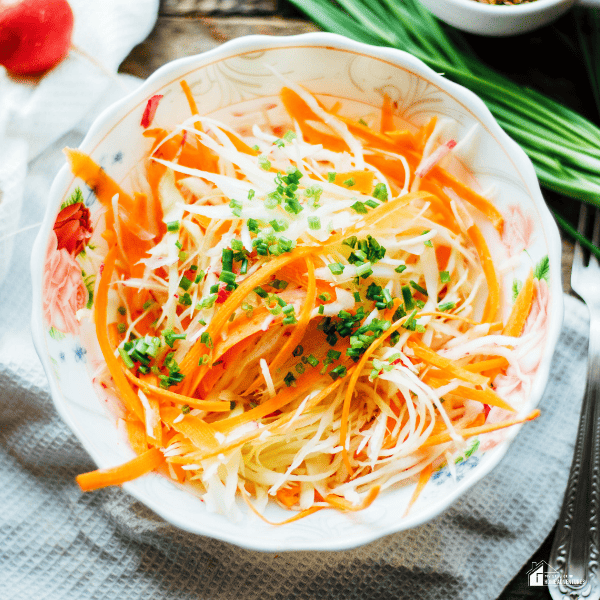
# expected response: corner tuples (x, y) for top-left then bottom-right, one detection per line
(280, 87), (347, 152)
(64, 148), (133, 233)
(429, 167), (504, 233)
(276, 483), (302, 508)
(222, 129), (260, 156)
(335, 116), (400, 152)
(326, 191), (431, 247)
(466, 223), (500, 324)
(180, 80), (199, 116)
(417, 116), (438, 149)
(121, 368), (232, 412)
(179, 246), (316, 395)
(463, 357), (509, 373)
(324, 485), (380, 511)
(241, 487), (323, 525)
(124, 419), (148, 455)
(212, 374), (343, 435)
(160, 406), (220, 451)
(409, 340), (489, 387)
(380, 94), (394, 133)
(76, 448), (164, 492)
(503, 270), (535, 337)
(269, 256), (316, 374)
(95, 245), (144, 421)
(450, 386), (515, 412)
(421, 409), (541, 448)
(403, 463), (433, 517)
(334, 170), (375, 195)
(417, 180), (460, 234)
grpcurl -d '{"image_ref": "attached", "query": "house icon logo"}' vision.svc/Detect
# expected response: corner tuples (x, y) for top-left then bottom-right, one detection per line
(527, 561), (561, 586)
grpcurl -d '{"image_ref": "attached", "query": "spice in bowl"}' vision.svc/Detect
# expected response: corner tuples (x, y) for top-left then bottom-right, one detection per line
(473, 0), (537, 4)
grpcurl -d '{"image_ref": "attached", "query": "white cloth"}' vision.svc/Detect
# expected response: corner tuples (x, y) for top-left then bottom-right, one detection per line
(0, 0), (159, 285)
(0, 2), (587, 598)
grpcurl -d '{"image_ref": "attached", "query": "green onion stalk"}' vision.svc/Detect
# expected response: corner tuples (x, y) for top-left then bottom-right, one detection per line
(287, 0), (600, 253)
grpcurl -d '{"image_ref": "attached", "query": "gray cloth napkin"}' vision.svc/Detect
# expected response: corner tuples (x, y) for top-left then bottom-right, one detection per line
(0, 141), (587, 600)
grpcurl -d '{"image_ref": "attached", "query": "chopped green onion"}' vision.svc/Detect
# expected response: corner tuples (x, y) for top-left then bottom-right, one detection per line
(373, 183), (388, 202)
(327, 349), (342, 361)
(258, 155), (271, 170)
(284, 372), (296, 387)
(351, 201), (368, 214)
(401, 285), (415, 310)
(200, 332), (213, 347)
(328, 262), (344, 275)
(410, 280), (428, 296)
(306, 354), (319, 367)
(254, 286), (268, 298)
(328, 171), (336, 182)
(118, 347), (135, 369)
(166, 220), (180, 232)
(329, 365), (347, 380)
(270, 219), (288, 232)
(438, 301), (456, 312)
(440, 271), (451, 283)
(308, 216), (321, 230)
(283, 130), (296, 142)
(343, 178), (355, 187)
(365, 199), (379, 209)
(117, 323), (127, 334)
(117, 305), (126, 316)
(179, 275), (192, 291)
(395, 264), (407, 273)
(222, 248), (234, 272)
(247, 218), (260, 233)
(318, 292), (331, 302)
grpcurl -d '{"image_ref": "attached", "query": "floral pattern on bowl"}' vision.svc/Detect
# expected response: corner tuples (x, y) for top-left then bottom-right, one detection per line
(31, 33), (563, 552)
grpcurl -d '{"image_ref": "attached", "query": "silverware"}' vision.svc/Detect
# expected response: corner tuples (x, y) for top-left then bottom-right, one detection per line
(549, 204), (600, 600)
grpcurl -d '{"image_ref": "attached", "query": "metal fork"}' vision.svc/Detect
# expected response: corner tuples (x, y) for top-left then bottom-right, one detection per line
(549, 204), (600, 600)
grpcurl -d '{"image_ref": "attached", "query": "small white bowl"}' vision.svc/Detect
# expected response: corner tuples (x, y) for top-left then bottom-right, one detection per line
(417, 0), (600, 36)
(31, 33), (562, 551)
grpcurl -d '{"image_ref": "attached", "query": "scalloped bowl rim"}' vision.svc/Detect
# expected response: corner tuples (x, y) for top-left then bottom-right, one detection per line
(31, 32), (563, 552)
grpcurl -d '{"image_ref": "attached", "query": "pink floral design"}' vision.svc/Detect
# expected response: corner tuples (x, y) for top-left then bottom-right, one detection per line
(502, 205), (535, 257)
(43, 231), (88, 335)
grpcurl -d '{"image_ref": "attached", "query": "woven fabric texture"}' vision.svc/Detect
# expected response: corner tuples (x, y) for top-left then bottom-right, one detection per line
(0, 217), (586, 600)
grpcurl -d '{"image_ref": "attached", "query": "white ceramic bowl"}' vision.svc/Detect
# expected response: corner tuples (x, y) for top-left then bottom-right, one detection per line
(31, 33), (563, 551)
(417, 0), (600, 37)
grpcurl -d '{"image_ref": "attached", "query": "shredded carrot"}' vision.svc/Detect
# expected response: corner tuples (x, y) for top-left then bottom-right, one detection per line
(324, 485), (380, 511)
(179, 246), (316, 395)
(403, 464), (433, 517)
(77, 448), (164, 492)
(241, 487), (323, 525)
(429, 167), (504, 233)
(268, 256), (316, 374)
(409, 340), (489, 387)
(276, 483), (302, 508)
(94, 245), (144, 421)
(380, 94), (394, 133)
(124, 419), (148, 456)
(421, 409), (541, 448)
(504, 270), (535, 337)
(467, 223), (500, 323)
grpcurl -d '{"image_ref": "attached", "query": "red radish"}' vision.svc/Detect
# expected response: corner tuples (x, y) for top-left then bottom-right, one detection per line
(0, 0), (74, 75)
(141, 95), (163, 128)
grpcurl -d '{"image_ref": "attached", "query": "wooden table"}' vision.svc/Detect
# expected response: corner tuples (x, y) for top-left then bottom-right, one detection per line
(120, 2), (586, 596)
